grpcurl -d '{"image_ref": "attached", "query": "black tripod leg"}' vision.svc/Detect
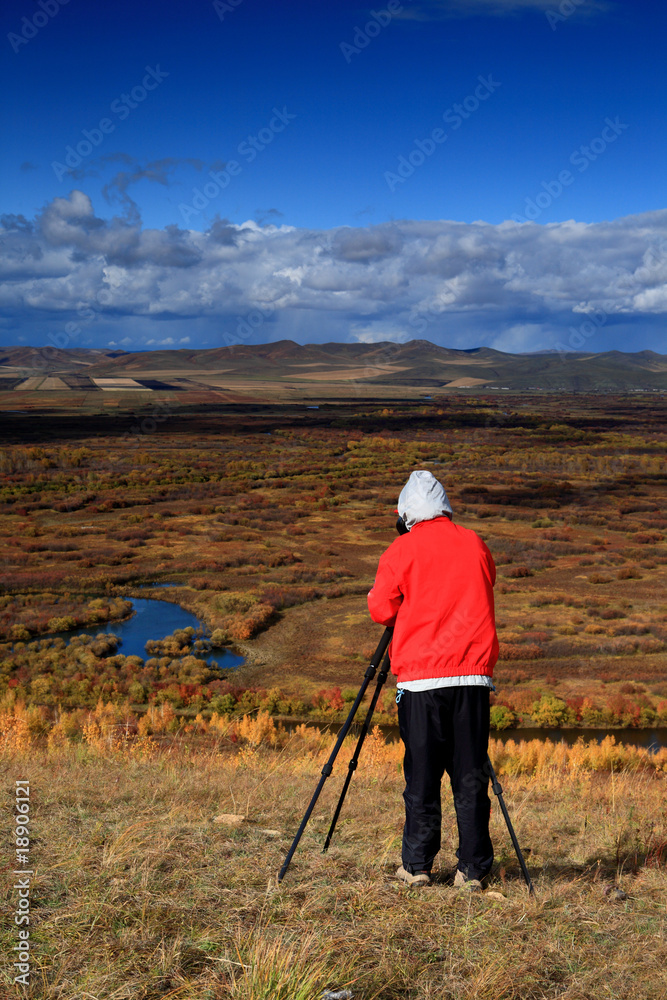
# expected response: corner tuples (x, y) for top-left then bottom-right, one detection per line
(277, 628), (392, 883)
(487, 755), (535, 896)
(322, 650), (391, 853)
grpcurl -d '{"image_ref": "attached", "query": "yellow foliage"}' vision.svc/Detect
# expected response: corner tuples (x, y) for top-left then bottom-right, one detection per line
(209, 712), (233, 736)
(138, 702), (178, 736)
(0, 706), (33, 754)
(236, 710), (284, 747)
(489, 735), (667, 775)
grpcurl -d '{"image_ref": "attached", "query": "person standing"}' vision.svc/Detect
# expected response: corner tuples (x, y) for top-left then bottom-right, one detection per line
(367, 469), (499, 889)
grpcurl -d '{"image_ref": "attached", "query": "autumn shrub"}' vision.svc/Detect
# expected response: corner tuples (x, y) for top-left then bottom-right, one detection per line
(591, 607), (625, 620)
(208, 692), (235, 715)
(311, 687), (345, 714)
(610, 624), (650, 637)
(617, 565), (643, 579)
(235, 710), (284, 747)
(225, 602), (274, 641)
(490, 703), (518, 730)
(637, 638), (665, 654)
(597, 637), (639, 656)
(505, 565), (533, 578)
(530, 695), (571, 727)
(498, 642), (544, 661)
(603, 694), (656, 728)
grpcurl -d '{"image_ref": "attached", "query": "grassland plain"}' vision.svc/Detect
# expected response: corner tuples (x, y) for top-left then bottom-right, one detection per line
(1, 722), (666, 999)
(1, 391), (667, 998)
(0, 392), (666, 729)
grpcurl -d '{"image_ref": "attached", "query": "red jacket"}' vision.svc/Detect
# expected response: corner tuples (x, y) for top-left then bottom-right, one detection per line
(367, 516), (498, 682)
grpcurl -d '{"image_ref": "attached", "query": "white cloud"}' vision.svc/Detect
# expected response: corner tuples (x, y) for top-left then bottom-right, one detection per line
(2, 191), (667, 353)
(350, 324), (411, 344)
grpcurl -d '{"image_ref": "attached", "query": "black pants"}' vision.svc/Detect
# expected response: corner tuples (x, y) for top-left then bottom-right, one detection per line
(397, 686), (493, 880)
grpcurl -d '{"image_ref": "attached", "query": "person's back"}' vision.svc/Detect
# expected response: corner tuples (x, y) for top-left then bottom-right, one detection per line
(368, 515), (498, 681)
(368, 469), (498, 890)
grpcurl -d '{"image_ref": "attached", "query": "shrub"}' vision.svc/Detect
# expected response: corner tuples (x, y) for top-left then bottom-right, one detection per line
(210, 692), (237, 714)
(505, 565), (534, 578)
(580, 696), (604, 726)
(490, 704), (518, 730)
(498, 642), (544, 661)
(128, 681), (145, 703)
(530, 695), (569, 727)
(311, 687), (344, 713)
(617, 566), (642, 580)
(236, 710), (282, 747)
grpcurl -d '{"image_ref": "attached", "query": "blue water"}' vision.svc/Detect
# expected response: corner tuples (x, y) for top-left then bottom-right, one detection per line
(47, 596), (245, 670)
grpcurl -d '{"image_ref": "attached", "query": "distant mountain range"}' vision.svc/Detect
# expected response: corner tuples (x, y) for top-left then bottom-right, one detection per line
(1, 340), (666, 393)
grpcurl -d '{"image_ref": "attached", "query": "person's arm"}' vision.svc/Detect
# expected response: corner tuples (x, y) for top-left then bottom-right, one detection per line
(480, 537), (496, 586)
(367, 548), (403, 626)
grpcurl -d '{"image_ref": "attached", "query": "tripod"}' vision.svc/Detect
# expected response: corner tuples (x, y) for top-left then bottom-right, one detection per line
(278, 626), (535, 895)
(277, 626), (393, 883)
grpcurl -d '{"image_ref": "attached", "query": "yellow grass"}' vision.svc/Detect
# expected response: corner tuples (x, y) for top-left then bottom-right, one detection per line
(1, 711), (666, 998)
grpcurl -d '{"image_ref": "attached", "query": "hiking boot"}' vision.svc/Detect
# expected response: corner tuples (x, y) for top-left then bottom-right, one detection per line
(453, 869), (482, 892)
(396, 866), (432, 887)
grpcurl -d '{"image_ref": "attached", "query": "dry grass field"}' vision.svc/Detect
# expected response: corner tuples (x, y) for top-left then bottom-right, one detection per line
(1, 720), (666, 999)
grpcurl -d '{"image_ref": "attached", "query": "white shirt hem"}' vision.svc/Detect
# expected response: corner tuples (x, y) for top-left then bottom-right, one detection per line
(397, 675), (495, 692)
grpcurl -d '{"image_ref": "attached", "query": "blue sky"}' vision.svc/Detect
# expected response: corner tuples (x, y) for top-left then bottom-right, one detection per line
(2, 0), (666, 354)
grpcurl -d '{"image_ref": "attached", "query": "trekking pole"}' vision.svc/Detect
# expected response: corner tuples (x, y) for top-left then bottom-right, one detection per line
(486, 755), (535, 896)
(277, 627), (393, 883)
(322, 646), (392, 853)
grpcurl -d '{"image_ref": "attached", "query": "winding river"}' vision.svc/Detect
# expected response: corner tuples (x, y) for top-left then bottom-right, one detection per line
(48, 592), (244, 670)
(44, 590), (667, 749)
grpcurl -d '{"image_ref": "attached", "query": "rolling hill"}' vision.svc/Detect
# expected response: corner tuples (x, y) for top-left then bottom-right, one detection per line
(1, 341), (666, 394)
